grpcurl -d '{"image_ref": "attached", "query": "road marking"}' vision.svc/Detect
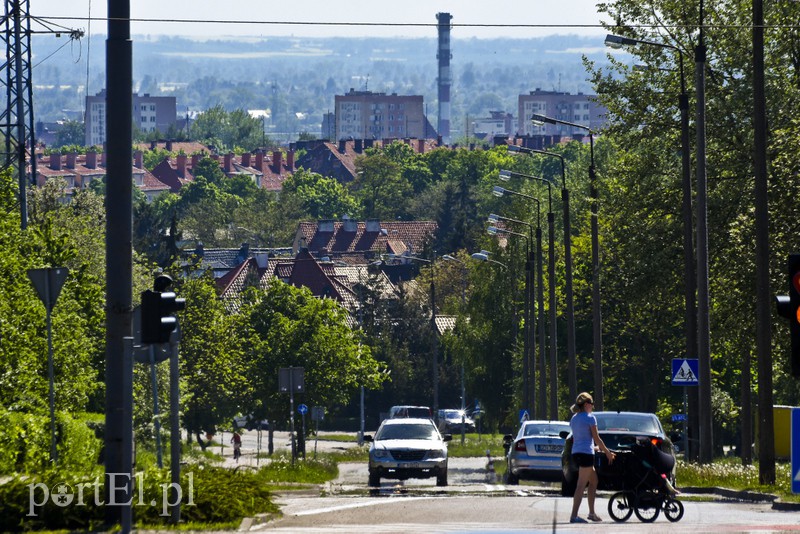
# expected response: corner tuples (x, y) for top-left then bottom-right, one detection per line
(293, 496), (432, 516)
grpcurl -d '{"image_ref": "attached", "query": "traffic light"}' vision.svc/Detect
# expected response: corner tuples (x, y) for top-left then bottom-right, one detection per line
(775, 254), (800, 377)
(140, 276), (186, 344)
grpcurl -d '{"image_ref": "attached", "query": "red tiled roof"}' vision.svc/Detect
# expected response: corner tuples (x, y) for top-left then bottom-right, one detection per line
(135, 141), (210, 154)
(295, 220), (437, 255)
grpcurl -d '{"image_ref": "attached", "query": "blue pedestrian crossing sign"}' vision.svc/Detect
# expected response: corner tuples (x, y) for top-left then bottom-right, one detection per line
(792, 408), (800, 494)
(519, 409), (530, 424)
(671, 359), (699, 386)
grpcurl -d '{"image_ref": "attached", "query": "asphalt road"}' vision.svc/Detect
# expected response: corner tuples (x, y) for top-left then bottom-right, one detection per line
(210, 430), (800, 533)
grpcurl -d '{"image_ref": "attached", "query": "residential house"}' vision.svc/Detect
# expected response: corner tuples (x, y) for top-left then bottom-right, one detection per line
(34, 150), (169, 201)
(294, 138), (438, 184)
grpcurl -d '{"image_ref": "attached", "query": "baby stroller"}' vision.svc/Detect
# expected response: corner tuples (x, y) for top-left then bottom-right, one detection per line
(607, 437), (684, 523)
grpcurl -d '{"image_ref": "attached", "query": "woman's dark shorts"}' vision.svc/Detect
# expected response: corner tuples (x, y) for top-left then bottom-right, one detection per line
(572, 453), (595, 468)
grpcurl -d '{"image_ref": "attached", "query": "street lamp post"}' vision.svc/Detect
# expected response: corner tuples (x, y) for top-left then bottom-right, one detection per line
(488, 212), (538, 418)
(605, 34), (695, 430)
(494, 177), (552, 419)
(495, 169), (558, 419)
(442, 254), (469, 446)
(487, 226), (530, 415)
(513, 147), (576, 408)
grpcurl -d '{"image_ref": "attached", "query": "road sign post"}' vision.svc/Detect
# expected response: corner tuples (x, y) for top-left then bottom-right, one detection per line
(279, 367), (304, 465)
(27, 267), (68, 465)
(672, 359), (699, 461)
(792, 408), (800, 494)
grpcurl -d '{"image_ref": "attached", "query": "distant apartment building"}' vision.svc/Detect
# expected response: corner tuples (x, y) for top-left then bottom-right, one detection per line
(334, 89), (427, 140)
(472, 111), (514, 139)
(85, 90), (177, 146)
(518, 90), (607, 137)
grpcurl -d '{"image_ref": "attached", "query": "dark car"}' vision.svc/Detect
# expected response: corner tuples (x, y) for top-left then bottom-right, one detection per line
(560, 411), (676, 496)
(388, 405), (433, 419)
(232, 414), (269, 431)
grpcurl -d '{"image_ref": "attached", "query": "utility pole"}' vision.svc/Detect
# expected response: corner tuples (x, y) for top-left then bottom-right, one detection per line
(0, 2), (83, 229)
(753, 0), (775, 484)
(104, 0), (133, 527)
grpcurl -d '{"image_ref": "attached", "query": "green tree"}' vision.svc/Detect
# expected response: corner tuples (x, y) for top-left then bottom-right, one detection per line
(351, 153), (412, 220)
(281, 168), (358, 219)
(179, 275), (250, 448)
(236, 279), (388, 425)
(53, 120), (85, 148)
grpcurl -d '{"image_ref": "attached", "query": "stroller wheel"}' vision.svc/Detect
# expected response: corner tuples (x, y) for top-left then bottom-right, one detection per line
(608, 491), (634, 522)
(633, 497), (661, 523)
(663, 497), (684, 522)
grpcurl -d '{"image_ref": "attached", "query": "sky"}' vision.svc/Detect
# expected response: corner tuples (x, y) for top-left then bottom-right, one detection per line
(33, 0), (612, 40)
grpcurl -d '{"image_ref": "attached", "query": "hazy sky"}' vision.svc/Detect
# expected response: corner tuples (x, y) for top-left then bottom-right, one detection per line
(34, 0), (611, 39)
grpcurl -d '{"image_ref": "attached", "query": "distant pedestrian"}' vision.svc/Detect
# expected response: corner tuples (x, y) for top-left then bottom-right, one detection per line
(568, 392), (615, 524)
(231, 431), (242, 462)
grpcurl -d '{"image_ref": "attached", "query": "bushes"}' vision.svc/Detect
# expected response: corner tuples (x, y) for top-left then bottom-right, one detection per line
(0, 465), (278, 531)
(0, 410), (102, 475)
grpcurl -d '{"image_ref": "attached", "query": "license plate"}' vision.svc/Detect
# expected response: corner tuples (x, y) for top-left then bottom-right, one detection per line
(536, 444), (563, 453)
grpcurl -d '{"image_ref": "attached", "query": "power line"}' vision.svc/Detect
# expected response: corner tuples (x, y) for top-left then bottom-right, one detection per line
(33, 16), (800, 30)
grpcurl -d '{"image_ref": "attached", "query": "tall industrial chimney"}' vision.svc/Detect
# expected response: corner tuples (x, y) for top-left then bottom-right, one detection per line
(436, 12), (452, 144)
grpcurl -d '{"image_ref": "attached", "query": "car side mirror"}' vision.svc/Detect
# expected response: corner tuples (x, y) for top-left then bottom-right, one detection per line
(443, 434), (452, 442)
(363, 435), (373, 442)
(559, 430), (570, 439)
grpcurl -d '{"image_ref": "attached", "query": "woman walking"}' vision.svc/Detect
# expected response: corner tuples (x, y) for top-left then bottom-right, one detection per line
(569, 392), (615, 523)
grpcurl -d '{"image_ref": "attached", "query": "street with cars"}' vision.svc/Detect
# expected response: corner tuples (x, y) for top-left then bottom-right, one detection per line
(222, 427), (800, 533)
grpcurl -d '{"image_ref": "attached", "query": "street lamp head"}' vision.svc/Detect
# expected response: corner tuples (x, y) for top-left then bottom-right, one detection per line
(487, 213), (500, 223)
(498, 169), (512, 182)
(471, 252), (489, 262)
(531, 113), (555, 126)
(492, 185), (506, 197)
(442, 254), (457, 261)
(480, 250), (491, 256)
(507, 145), (521, 153)
(487, 226), (499, 236)
(605, 34), (637, 49)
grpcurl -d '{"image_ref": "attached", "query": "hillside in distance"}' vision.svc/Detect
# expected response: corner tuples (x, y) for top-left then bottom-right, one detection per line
(32, 34), (612, 139)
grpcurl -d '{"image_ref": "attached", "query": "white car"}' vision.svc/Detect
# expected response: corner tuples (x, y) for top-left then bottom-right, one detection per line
(364, 417), (451, 487)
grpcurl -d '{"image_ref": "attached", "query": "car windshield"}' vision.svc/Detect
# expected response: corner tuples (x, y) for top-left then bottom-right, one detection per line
(523, 423), (569, 437)
(445, 410), (466, 420)
(595, 413), (660, 434)
(376, 423), (439, 441)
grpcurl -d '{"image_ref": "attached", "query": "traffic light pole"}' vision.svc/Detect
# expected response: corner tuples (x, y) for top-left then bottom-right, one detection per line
(170, 334), (181, 524)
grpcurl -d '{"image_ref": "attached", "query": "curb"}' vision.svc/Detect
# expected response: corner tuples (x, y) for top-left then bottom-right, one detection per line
(681, 486), (800, 510)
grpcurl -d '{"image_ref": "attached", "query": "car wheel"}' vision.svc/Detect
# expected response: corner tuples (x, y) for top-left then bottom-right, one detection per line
(560, 472), (577, 497)
(368, 472), (380, 488)
(436, 470), (448, 487)
(505, 463), (519, 485)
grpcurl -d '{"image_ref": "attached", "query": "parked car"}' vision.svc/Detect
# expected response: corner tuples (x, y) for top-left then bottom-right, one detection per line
(503, 420), (571, 484)
(560, 411), (676, 496)
(388, 405), (432, 419)
(436, 409), (476, 433)
(232, 414), (269, 431)
(364, 417), (451, 487)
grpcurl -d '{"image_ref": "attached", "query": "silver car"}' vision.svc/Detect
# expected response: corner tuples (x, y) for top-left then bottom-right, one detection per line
(364, 417), (451, 487)
(503, 420), (571, 484)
